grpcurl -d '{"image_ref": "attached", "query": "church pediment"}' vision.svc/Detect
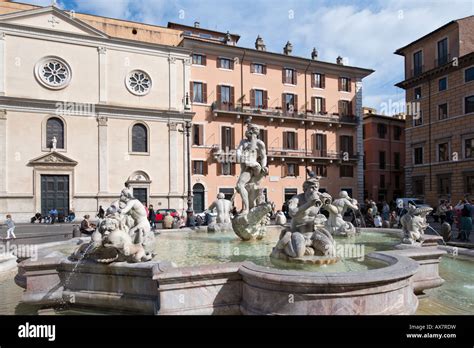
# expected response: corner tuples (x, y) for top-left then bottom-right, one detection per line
(0, 6), (109, 38)
(28, 151), (78, 167)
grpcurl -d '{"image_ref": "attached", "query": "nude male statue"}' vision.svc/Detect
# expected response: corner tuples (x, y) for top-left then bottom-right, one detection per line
(208, 193), (232, 224)
(235, 123), (268, 214)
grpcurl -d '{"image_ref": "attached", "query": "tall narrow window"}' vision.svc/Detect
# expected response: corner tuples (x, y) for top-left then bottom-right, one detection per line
(437, 38), (448, 66)
(394, 126), (402, 140)
(377, 123), (387, 138)
(438, 142), (449, 162)
(192, 82), (203, 103)
(413, 50), (423, 76)
(312, 73), (325, 88)
(283, 68), (296, 84)
(438, 77), (447, 91)
(465, 95), (474, 114)
(255, 89), (264, 108)
(438, 103), (448, 120)
(46, 117), (64, 149)
(312, 97), (325, 114)
(394, 152), (401, 170)
(340, 135), (354, 156)
(465, 67), (474, 82)
(379, 151), (386, 169)
(414, 147), (423, 165)
(339, 77), (351, 92)
(132, 124), (148, 153)
(465, 138), (474, 158)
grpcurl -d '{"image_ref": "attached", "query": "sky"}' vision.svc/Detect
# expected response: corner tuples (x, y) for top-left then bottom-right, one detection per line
(13, 0), (474, 114)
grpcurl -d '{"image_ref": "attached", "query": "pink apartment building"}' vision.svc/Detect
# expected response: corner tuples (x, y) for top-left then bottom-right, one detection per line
(169, 22), (374, 212)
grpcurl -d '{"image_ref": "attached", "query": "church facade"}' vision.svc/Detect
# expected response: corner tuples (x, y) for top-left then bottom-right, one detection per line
(0, 5), (193, 221)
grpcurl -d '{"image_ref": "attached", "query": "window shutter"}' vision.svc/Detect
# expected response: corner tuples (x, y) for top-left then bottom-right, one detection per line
(295, 164), (300, 177)
(250, 89), (255, 108)
(217, 162), (222, 176)
(338, 77), (342, 91)
(311, 134), (316, 153)
(231, 163), (236, 176)
(348, 78), (352, 92)
(294, 69), (297, 85)
(203, 83), (207, 104)
(295, 132), (299, 150)
(349, 101), (353, 116)
(294, 94), (298, 113)
(282, 93), (286, 110)
(282, 68), (286, 83)
(349, 136), (354, 156)
(338, 100), (343, 114)
(321, 74), (326, 88)
(263, 90), (268, 109)
(203, 162), (208, 175)
(322, 98), (326, 113)
(322, 134), (327, 156)
(217, 58), (220, 68)
(217, 85), (222, 108)
(283, 131), (288, 149)
(311, 74), (315, 88)
(250, 63), (255, 73)
(198, 125), (204, 145)
(230, 86), (235, 108)
(263, 130), (268, 147)
(262, 65), (267, 74)
(230, 59), (234, 70)
(231, 127), (235, 150)
(282, 163), (287, 178)
(311, 97), (315, 113)
(190, 82), (194, 102)
(202, 55), (207, 66)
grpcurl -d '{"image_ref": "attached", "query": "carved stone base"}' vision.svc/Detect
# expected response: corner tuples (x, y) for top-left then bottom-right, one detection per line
(232, 203), (272, 241)
(270, 248), (339, 265)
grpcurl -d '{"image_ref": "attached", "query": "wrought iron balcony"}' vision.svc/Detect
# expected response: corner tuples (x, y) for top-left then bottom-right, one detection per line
(211, 103), (358, 126)
(435, 54), (451, 68)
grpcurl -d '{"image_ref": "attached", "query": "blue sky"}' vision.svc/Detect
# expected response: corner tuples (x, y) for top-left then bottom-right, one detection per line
(14, 0), (474, 114)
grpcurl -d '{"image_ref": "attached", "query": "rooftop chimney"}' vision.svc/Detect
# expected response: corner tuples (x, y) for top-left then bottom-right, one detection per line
(255, 35), (266, 51)
(336, 56), (344, 65)
(283, 41), (293, 55)
(194, 21), (200, 28)
(311, 47), (318, 60)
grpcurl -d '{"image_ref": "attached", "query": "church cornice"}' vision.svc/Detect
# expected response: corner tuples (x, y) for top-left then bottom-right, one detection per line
(0, 96), (194, 122)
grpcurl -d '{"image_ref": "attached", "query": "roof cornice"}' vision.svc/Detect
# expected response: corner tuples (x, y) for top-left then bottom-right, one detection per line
(182, 38), (374, 78)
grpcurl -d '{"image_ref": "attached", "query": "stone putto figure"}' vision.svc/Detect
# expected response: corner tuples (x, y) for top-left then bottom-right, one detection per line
(401, 204), (433, 246)
(232, 122), (273, 240)
(324, 190), (359, 236)
(207, 193), (233, 233)
(71, 184), (156, 263)
(271, 176), (337, 263)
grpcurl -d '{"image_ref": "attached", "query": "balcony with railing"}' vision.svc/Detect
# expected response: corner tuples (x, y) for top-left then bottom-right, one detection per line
(211, 102), (358, 126)
(266, 148), (358, 162)
(410, 65), (424, 78)
(435, 53), (451, 68)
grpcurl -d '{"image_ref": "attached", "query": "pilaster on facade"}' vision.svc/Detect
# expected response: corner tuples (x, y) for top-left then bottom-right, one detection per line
(97, 115), (108, 193)
(0, 109), (6, 194)
(168, 121), (179, 195)
(98, 46), (107, 104)
(168, 56), (177, 111)
(0, 32), (6, 96)
(355, 79), (364, 203)
(183, 57), (192, 111)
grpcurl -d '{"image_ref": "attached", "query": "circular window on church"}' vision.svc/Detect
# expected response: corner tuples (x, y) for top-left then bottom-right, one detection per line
(35, 56), (72, 90)
(126, 70), (152, 96)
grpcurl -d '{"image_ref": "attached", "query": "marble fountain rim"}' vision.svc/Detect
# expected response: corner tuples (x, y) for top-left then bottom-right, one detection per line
(239, 251), (419, 287)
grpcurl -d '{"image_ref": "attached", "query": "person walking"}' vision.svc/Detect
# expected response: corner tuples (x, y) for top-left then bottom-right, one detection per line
(97, 206), (105, 219)
(4, 214), (16, 240)
(148, 204), (156, 231)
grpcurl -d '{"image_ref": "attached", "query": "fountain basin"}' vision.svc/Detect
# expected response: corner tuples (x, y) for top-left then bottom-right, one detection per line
(239, 253), (419, 315)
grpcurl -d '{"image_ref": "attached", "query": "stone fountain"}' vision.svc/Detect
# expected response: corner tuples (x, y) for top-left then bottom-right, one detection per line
(71, 184), (156, 263)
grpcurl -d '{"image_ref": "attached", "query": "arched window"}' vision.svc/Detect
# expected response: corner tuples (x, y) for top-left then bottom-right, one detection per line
(46, 117), (64, 149)
(132, 124), (148, 153)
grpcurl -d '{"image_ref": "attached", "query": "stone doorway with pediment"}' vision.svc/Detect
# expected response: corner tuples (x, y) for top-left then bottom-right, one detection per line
(28, 151), (77, 217)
